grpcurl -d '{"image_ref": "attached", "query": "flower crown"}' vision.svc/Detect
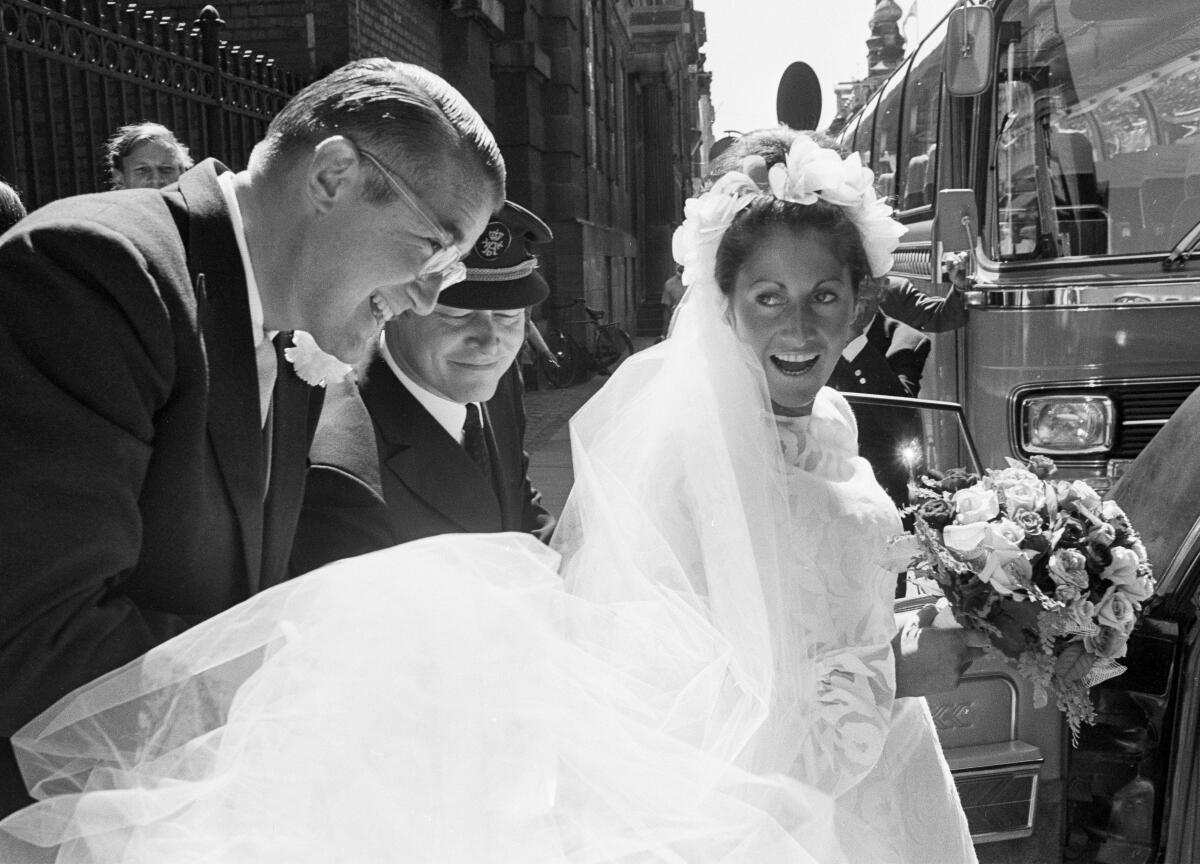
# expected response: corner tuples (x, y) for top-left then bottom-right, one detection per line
(673, 134), (906, 291)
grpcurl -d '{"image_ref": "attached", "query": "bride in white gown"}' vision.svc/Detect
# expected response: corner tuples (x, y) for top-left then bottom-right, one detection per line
(0, 131), (975, 864)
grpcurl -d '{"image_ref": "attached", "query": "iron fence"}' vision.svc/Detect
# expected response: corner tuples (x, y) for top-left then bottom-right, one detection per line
(0, 1), (304, 208)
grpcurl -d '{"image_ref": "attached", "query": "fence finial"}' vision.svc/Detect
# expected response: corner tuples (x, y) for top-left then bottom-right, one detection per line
(197, 5), (224, 67)
(197, 5), (224, 26)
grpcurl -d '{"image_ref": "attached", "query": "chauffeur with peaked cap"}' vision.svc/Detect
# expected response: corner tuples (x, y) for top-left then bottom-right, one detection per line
(291, 201), (557, 574)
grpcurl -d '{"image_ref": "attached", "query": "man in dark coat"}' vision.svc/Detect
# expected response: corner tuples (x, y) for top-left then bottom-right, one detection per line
(830, 274), (969, 398)
(291, 202), (556, 575)
(829, 309), (932, 399)
(828, 280), (941, 507)
(0, 58), (505, 817)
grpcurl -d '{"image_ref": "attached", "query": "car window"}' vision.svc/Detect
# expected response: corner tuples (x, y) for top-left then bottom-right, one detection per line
(899, 21), (946, 212)
(872, 67), (908, 207)
(843, 393), (980, 509)
(854, 92), (879, 171)
(991, 0), (1200, 258)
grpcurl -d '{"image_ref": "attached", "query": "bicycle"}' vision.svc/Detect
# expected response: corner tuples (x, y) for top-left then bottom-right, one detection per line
(537, 299), (636, 389)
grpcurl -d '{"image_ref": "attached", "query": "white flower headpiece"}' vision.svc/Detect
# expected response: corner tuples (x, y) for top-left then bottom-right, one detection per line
(673, 134), (906, 290)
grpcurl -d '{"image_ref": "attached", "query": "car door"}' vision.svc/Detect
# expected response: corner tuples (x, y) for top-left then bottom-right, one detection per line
(845, 393), (1059, 849)
(1097, 384), (1200, 864)
(849, 388), (1200, 863)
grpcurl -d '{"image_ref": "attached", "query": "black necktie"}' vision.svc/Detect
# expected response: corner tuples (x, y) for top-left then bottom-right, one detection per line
(462, 403), (492, 479)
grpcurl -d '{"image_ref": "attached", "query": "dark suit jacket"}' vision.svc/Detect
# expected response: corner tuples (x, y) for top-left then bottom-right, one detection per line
(829, 312), (931, 399)
(290, 356), (555, 575)
(878, 276), (968, 334)
(0, 160), (322, 815)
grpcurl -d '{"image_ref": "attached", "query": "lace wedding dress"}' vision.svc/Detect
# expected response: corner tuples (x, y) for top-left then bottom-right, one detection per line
(773, 399), (977, 864)
(0, 249), (974, 863)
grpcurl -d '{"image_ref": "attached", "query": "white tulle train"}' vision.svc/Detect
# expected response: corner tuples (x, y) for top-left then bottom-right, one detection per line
(0, 533), (845, 864)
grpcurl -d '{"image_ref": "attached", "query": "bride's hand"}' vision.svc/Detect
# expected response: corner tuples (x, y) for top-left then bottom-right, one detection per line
(892, 604), (987, 697)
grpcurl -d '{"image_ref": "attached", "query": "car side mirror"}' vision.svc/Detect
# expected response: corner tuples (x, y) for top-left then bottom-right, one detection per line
(945, 6), (995, 97)
(933, 189), (981, 290)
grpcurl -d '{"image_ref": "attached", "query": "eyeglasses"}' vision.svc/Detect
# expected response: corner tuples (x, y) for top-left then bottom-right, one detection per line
(356, 147), (465, 284)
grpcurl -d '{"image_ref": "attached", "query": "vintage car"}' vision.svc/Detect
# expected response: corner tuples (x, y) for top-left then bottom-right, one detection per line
(844, 388), (1200, 864)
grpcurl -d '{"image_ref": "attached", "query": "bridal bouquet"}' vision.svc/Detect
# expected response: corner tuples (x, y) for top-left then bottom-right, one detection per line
(905, 456), (1155, 741)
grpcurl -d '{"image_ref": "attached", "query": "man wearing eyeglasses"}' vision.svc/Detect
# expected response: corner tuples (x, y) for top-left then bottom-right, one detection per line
(0, 58), (504, 818)
(290, 202), (556, 576)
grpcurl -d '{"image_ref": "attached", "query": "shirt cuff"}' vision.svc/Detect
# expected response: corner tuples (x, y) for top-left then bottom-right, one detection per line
(842, 333), (868, 361)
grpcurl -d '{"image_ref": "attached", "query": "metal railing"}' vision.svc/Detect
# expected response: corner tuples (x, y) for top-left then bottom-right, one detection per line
(0, 1), (304, 208)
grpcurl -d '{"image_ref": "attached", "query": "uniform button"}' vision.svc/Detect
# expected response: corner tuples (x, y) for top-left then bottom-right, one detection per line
(858, 376), (867, 384)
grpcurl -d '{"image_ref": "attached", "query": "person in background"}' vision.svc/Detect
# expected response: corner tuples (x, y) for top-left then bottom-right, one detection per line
(0, 181), (26, 233)
(520, 313), (556, 389)
(834, 265), (970, 400)
(291, 200), (556, 575)
(105, 122), (194, 190)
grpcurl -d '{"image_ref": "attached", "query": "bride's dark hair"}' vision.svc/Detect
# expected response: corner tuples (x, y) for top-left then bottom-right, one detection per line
(709, 127), (874, 297)
(706, 127), (842, 182)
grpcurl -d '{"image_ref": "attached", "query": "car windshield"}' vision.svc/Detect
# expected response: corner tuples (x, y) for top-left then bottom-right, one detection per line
(992, 0), (1200, 259)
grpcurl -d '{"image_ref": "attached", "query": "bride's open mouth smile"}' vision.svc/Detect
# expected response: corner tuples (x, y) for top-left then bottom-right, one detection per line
(770, 351), (820, 376)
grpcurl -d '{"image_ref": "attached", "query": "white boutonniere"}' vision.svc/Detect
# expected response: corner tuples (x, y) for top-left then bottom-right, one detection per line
(284, 331), (354, 387)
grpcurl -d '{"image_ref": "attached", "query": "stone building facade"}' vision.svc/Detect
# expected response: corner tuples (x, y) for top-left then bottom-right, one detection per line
(151, 0), (711, 336)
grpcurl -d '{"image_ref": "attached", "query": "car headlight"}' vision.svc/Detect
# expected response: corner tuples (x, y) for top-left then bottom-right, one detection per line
(1021, 395), (1114, 454)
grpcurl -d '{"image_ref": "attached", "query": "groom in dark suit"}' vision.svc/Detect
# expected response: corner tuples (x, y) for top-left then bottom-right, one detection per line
(291, 202), (556, 575)
(0, 58), (505, 816)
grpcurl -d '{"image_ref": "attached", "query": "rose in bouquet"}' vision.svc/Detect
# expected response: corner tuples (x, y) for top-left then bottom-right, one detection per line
(906, 455), (1156, 742)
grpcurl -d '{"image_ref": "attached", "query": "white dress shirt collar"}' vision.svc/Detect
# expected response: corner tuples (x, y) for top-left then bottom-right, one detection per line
(380, 330), (474, 445)
(216, 171), (275, 348)
(841, 313), (874, 362)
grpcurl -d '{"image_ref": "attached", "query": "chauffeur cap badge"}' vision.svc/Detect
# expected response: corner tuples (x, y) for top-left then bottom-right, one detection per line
(438, 201), (553, 310)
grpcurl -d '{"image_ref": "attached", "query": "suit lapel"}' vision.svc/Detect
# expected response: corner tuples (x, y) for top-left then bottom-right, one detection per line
(361, 359), (502, 532)
(176, 160), (266, 591)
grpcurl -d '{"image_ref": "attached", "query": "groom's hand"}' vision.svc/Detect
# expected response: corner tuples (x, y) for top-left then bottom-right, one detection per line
(892, 604), (987, 698)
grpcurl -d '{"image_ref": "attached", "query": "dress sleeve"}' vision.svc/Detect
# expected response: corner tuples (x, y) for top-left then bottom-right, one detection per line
(794, 633), (896, 797)
(785, 411), (902, 798)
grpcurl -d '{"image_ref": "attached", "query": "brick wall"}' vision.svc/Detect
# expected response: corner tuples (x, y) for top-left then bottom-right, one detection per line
(352, 0), (442, 72)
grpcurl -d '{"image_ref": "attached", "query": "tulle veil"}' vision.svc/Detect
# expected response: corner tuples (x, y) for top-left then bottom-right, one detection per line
(552, 249), (821, 777)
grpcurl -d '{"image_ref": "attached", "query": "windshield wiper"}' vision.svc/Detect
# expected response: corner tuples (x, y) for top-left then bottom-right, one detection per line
(1162, 220), (1200, 271)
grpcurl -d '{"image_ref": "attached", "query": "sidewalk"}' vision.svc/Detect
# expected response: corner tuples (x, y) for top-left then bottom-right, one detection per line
(524, 336), (656, 515)
(524, 375), (605, 516)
